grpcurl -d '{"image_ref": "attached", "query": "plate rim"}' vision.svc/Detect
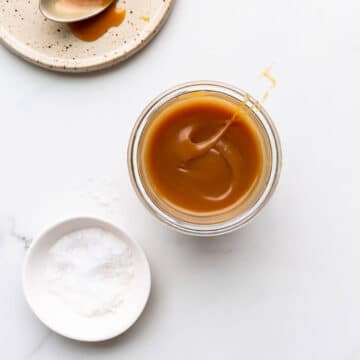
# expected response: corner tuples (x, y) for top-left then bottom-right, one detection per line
(0, 0), (173, 73)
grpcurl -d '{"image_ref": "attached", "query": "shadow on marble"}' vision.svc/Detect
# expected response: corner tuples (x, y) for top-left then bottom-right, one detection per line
(169, 209), (277, 255)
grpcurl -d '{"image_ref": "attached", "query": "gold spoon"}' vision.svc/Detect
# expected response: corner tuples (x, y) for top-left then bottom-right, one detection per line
(39, 0), (115, 23)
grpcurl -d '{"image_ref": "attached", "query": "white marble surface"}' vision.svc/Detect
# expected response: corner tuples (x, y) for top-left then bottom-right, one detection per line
(1, 0), (360, 358)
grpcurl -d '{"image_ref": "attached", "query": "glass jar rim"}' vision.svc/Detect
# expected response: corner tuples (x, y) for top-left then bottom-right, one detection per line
(128, 81), (282, 236)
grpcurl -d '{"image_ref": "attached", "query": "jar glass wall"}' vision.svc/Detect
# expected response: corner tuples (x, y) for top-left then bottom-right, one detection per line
(128, 82), (282, 236)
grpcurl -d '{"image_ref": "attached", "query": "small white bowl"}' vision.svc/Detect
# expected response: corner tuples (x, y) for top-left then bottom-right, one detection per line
(22, 217), (151, 342)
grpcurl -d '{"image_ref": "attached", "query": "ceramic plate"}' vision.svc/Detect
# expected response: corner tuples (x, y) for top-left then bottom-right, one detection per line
(23, 217), (151, 342)
(0, 0), (173, 72)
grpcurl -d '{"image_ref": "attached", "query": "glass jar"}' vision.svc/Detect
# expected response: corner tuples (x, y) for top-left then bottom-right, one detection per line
(128, 82), (282, 236)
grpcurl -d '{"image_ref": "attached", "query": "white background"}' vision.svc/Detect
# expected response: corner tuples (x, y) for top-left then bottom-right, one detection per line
(1, 0), (360, 358)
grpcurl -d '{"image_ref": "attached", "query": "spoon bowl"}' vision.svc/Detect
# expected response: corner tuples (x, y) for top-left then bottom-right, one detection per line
(40, 0), (115, 23)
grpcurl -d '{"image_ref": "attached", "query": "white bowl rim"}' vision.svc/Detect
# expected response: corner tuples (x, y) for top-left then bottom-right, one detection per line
(22, 216), (152, 342)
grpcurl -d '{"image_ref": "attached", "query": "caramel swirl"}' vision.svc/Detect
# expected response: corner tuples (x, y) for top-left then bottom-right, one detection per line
(144, 95), (262, 213)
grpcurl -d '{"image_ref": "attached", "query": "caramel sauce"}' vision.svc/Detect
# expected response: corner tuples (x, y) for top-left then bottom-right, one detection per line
(69, 3), (126, 42)
(62, 0), (111, 9)
(261, 66), (277, 102)
(143, 95), (263, 213)
(50, 0), (112, 21)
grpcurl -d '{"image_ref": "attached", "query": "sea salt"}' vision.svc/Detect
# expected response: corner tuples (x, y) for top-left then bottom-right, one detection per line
(46, 228), (134, 317)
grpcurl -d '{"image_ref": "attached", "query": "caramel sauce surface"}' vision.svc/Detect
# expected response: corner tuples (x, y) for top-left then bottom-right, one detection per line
(62, 0), (111, 8)
(144, 95), (263, 213)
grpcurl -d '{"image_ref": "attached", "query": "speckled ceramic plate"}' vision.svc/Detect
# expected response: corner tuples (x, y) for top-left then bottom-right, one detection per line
(0, 0), (173, 72)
